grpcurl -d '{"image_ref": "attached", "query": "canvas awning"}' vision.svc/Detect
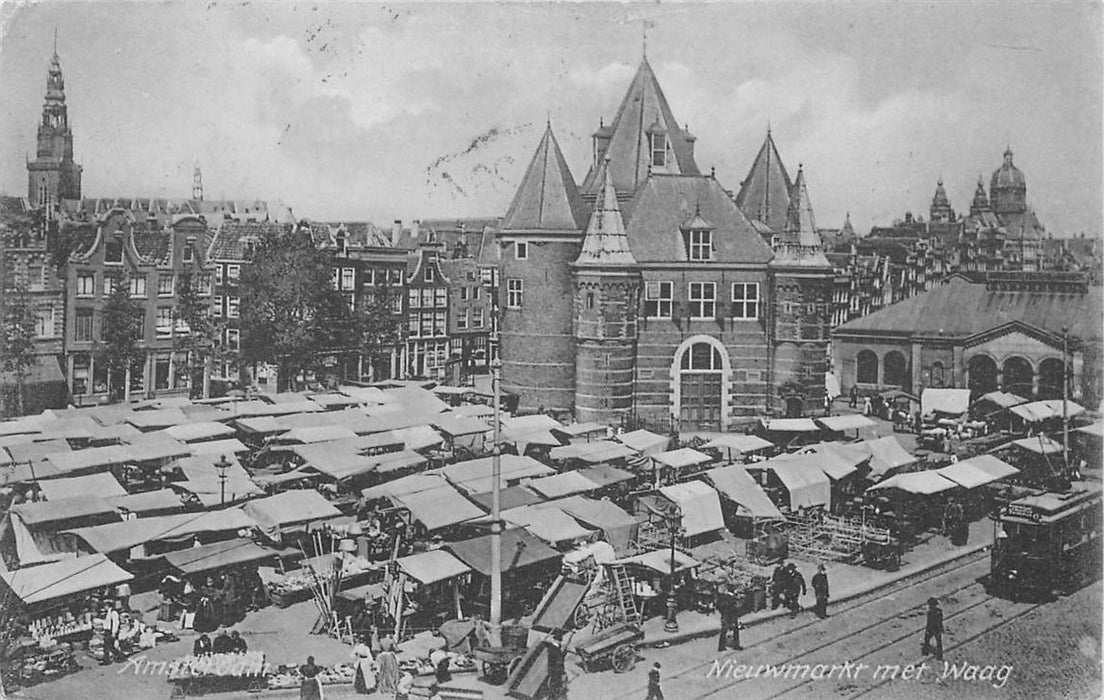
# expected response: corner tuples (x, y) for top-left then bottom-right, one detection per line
(816, 415), (877, 432)
(432, 415), (491, 438)
(384, 386), (451, 415)
(44, 445), (129, 475)
(12, 496), (119, 527)
(978, 391), (1029, 410)
(392, 484), (485, 531)
(0, 553), (133, 606)
(190, 438), (250, 456)
(869, 470), (958, 495)
(396, 549), (471, 585)
(527, 471), (601, 499)
(922, 388), (972, 416)
(575, 464), (635, 488)
(658, 481), (725, 537)
(549, 440), (638, 464)
(761, 418), (820, 432)
(65, 509), (256, 553)
(291, 443), (381, 481)
(337, 583), (388, 603)
(0, 459), (62, 486)
(555, 422), (607, 439)
(966, 455), (1020, 481)
(467, 486), (545, 512)
(121, 436), (194, 463)
(1013, 435), (1064, 455)
(445, 528), (561, 577)
(617, 429), (669, 456)
(703, 434), (774, 455)
(389, 424), (443, 451)
(243, 490), (343, 537)
(1077, 421), (1104, 438)
(762, 459), (831, 509)
(8, 438), (71, 464)
(450, 404), (495, 419)
(161, 538), (277, 575)
(38, 473), (127, 502)
(436, 454), (555, 494)
(360, 473), (449, 501)
(165, 421), (237, 443)
(653, 448), (711, 470)
(704, 465), (784, 520)
(276, 425), (360, 444)
(501, 506), (594, 545)
(233, 416), (290, 435)
(936, 461), (1006, 489)
(108, 489), (185, 515)
(1009, 400), (1086, 423)
(616, 549), (699, 575)
(860, 435), (917, 478)
(549, 496), (639, 554)
(127, 408), (191, 430)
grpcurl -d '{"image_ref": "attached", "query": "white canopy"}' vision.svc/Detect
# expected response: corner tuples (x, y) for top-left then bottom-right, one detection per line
(658, 481), (725, 537)
(922, 388), (971, 416)
(869, 470), (958, 495)
(617, 429), (669, 456)
(653, 448), (711, 470)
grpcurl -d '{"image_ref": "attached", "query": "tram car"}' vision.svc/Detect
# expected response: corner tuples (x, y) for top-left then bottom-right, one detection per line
(987, 481), (1103, 601)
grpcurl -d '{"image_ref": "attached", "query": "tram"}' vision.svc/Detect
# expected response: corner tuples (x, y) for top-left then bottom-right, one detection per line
(987, 481), (1103, 601)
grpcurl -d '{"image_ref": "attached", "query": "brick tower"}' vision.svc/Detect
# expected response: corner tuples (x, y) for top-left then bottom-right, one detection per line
(27, 40), (82, 209)
(571, 157), (642, 424)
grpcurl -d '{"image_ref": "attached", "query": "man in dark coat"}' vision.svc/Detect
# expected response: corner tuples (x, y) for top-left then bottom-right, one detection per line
(546, 631), (566, 700)
(849, 385), (859, 409)
(922, 598), (944, 660)
(212, 630), (233, 654)
(785, 563), (806, 618)
(771, 562), (789, 610)
(645, 662), (663, 700)
(811, 565), (830, 618)
(715, 585), (733, 652)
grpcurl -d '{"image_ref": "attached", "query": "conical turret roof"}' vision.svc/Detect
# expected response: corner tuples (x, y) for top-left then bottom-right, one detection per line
(783, 165), (821, 248)
(580, 58), (700, 197)
(735, 128), (793, 234)
(575, 157), (637, 267)
(502, 124), (588, 231)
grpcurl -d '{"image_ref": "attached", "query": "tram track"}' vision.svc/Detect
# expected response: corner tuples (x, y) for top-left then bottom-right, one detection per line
(601, 548), (990, 700)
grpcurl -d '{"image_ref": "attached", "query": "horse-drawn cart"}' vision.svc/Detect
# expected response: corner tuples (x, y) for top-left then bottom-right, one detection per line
(574, 623), (643, 674)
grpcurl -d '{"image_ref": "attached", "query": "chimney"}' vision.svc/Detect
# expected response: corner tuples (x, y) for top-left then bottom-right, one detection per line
(392, 220), (401, 246)
(411, 220), (421, 240)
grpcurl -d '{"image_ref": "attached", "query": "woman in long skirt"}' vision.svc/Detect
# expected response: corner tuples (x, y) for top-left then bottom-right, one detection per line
(375, 639), (400, 695)
(300, 656), (324, 700)
(352, 640), (377, 694)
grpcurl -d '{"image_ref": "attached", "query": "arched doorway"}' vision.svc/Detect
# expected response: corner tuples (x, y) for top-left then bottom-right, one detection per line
(883, 351), (908, 390)
(856, 350), (879, 384)
(678, 341), (724, 429)
(968, 354), (998, 395)
(928, 361), (946, 388)
(1037, 358), (1065, 400)
(1003, 357), (1034, 398)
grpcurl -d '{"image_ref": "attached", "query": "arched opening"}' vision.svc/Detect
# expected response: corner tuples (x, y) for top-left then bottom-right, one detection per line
(1003, 357), (1034, 398)
(883, 351), (908, 390)
(678, 341), (724, 430)
(968, 355), (998, 395)
(785, 397), (804, 418)
(856, 350), (879, 385)
(1037, 358), (1065, 400)
(928, 361), (946, 388)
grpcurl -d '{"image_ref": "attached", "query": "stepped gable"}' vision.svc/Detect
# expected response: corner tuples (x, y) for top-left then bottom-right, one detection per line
(735, 128), (793, 234)
(620, 175), (772, 264)
(580, 58), (700, 197)
(502, 124), (588, 232)
(574, 157), (636, 267)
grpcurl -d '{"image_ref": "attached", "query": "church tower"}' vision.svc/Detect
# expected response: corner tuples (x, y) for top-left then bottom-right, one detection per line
(929, 178), (955, 223)
(497, 124), (590, 413)
(571, 156), (642, 424)
(27, 40), (82, 209)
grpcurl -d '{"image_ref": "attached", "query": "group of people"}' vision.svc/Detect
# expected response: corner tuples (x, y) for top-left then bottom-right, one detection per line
(162, 568), (266, 635)
(344, 629), (403, 697)
(767, 561), (831, 619)
(192, 630), (248, 655)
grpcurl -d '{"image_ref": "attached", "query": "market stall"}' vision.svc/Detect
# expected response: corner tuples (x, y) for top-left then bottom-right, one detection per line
(703, 464), (784, 541)
(702, 434), (775, 462)
(446, 528), (562, 620)
(549, 440), (638, 466)
(500, 506), (596, 549)
(436, 454), (555, 495)
(616, 429), (670, 457)
(657, 481), (726, 542)
(651, 448), (713, 485)
(393, 549), (473, 631)
(754, 456), (832, 512)
(527, 471), (603, 499)
(549, 496), (639, 555)
(242, 489), (349, 545)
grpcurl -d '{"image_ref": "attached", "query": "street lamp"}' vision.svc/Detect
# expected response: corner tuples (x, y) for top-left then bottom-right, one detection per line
(214, 454), (231, 506)
(664, 502), (683, 633)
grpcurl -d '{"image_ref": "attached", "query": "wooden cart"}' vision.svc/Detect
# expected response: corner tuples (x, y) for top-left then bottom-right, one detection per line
(574, 623), (643, 674)
(471, 646), (525, 685)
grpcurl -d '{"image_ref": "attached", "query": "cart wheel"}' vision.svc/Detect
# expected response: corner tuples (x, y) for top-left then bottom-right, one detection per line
(611, 644), (636, 674)
(573, 605), (590, 629)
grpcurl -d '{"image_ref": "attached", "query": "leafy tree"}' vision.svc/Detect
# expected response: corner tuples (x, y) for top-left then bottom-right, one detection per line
(174, 269), (222, 398)
(357, 285), (404, 376)
(98, 273), (145, 402)
(0, 278), (37, 417)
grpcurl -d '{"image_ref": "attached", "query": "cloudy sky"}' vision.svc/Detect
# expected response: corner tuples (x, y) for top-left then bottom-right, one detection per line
(1, 1), (1100, 236)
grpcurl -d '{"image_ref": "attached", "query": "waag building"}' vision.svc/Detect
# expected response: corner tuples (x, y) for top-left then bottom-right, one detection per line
(495, 56), (834, 429)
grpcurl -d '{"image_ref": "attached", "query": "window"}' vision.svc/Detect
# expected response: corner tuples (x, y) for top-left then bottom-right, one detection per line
(72, 353), (90, 395)
(644, 281), (673, 318)
(225, 328), (240, 352)
(227, 296), (240, 318)
(408, 314), (419, 336)
(182, 244), (194, 263)
(104, 239), (123, 264)
(687, 229), (713, 261)
(433, 311), (447, 337)
(473, 308), (484, 328)
(650, 133), (668, 167)
(156, 308), (173, 338)
(103, 275), (118, 296)
(516, 242), (529, 260)
(434, 288), (447, 308)
(856, 350), (879, 384)
(332, 268), (340, 289)
(215, 266), (224, 285)
(473, 287), (480, 300)
(586, 292), (595, 310)
(408, 289), (420, 308)
(345, 293), (355, 311)
(506, 278), (523, 309)
(480, 268), (494, 285)
(391, 295), (402, 314)
(213, 295), (224, 317)
(460, 287), (469, 301)
(198, 274), (212, 296)
(688, 282), (716, 318)
(75, 309), (93, 342)
(364, 269), (375, 286)
(227, 264), (240, 281)
(27, 266), (44, 291)
(155, 355), (171, 390)
(341, 267), (355, 290)
(731, 283), (760, 320)
(35, 308), (55, 338)
(129, 275), (147, 298)
(458, 310), (468, 330)
(77, 272), (95, 297)
(681, 342), (723, 371)
(420, 313), (434, 337)
(389, 269), (403, 285)
(158, 275), (174, 297)
(423, 266), (434, 283)
(421, 289), (434, 309)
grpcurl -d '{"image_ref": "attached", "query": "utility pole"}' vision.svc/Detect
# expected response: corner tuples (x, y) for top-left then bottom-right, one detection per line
(1062, 327), (1070, 473)
(489, 355), (503, 646)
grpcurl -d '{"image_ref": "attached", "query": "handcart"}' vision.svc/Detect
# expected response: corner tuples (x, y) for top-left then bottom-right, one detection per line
(574, 623), (643, 674)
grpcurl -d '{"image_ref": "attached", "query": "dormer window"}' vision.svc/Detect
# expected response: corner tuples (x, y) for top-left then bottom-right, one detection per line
(650, 133), (668, 168)
(105, 238), (123, 264)
(687, 229), (713, 261)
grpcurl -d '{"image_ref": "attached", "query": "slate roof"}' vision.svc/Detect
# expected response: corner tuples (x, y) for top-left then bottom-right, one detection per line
(621, 175), (773, 264)
(773, 166), (830, 268)
(834, 276), (1102, 342)
(580, 58), (700, 197)
(735, 130), (793, 234)
(501, 125), (588, 232)
(0, 196), (29, 215)
(206, 221), (289, 261)
(326, 222), (392, 248)
(575, 158), (636, 266)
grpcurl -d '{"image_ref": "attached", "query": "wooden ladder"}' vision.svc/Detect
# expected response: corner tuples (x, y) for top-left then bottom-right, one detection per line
(605, 564), (640, 630)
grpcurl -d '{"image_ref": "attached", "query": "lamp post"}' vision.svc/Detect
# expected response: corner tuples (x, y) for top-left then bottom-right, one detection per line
(214, 454), (231, 506)
(1062, 327), (1070, 473)
(664, 502), (683, 633)
(489, 356), (503, 646)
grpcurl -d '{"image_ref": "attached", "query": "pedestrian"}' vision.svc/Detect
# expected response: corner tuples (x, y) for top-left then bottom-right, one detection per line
(715, 584), (732, 652)
(811, 565), (829, 619)
(862, 396), (872, 416)
(193, 633), (212, 656)
(299, 656), (324, 700)
(770, 561), (789, 610)
(229, 631), (248, 654)
(352, 636), (376, 694)
(546, 631), (567, 700)
(645, 662), (663, 700)
(213, 629), (233, 654)
(101, 603), (124, 665)
(376, 637), (400, 694)
(785, 563), (806, 618)
(921, 598), (943, 660)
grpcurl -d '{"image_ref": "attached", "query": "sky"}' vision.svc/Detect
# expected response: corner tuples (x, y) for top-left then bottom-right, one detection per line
(1, 1), (1101, 236)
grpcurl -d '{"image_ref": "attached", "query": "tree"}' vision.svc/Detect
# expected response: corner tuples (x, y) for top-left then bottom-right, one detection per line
(0, 279), (37, 418)
(356, 285), (404, 380)
(174, 269), (222, 398)
(240, 226), (360, 391)
(98, 273), (145, 403)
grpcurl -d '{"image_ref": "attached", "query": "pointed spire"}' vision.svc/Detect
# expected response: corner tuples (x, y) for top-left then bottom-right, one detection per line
(735, 127), (792, 232)
(783, 164), (821, 248)
(502, 123), (588, 231)
(53, 26), (58, 59)
(575, 156), (636, 266)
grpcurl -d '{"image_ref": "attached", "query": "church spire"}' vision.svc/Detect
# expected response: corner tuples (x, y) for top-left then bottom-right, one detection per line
(575, 156), (636, 266)
(28, 37), (81, 205)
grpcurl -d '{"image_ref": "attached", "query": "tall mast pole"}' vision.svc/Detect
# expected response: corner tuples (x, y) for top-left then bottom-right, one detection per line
(1063, 327), (1070, 474)
(489, 355), (503, 645)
